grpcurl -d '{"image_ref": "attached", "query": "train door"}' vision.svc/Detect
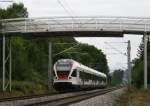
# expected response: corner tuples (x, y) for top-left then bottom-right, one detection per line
(81, 70), (85, 86)
(79, 70), (84, 87)
(77, 69), (82, 86)
(77, 70), (79, 78)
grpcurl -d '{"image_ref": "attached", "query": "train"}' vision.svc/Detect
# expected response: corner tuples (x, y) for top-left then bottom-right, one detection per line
(53, 59), (107, 91)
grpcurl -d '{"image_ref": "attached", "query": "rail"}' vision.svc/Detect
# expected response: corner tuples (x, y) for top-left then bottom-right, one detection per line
(0, 86), (124, 106)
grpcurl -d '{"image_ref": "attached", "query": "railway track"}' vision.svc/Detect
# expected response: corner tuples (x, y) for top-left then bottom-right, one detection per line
(0, 86), (123, 106)
(0, 90), (77, 102)
(0, 92), (56, 102)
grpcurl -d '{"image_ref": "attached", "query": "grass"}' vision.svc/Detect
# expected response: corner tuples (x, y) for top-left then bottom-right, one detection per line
(116, 87), (150, 106)
(0, 80), (57, 99)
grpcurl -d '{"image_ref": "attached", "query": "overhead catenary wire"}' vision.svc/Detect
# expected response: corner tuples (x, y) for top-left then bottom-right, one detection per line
(53, 43), (80, 57)
(117, 63), (127, 70)
(54, 43), (77, 45)
(56, 0), (81, 37)
(62, 0), (76, 16)
(105, 41), (128, 71)
(105, 42), (127, 56)
(106, 53), (126, 55)
(104, 42), (127, 44)
(57, 0), (74, 18)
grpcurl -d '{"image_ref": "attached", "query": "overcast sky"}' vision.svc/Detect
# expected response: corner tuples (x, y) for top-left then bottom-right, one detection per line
(1, 0), (149, 71)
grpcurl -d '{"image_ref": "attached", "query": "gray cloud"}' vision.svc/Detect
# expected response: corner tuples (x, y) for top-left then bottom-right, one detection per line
(2, 0), (148, 17)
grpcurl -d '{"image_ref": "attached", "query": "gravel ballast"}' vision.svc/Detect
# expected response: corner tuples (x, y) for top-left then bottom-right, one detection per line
(69, 87), (127, 106)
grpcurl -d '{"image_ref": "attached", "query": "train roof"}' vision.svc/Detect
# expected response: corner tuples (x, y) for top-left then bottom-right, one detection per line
(56, 59), (107, 78)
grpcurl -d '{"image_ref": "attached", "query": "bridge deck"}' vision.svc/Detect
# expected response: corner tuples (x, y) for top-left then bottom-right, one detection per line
(0, 16), (150, 37)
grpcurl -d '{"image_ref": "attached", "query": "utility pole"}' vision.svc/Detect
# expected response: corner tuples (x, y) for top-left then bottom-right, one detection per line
(144, 33), (148, 89)
(127, 40), (131, 87)
(3, 35), (6, 91)
(9, 38), (12, 92)
(1, 0), (13, 91)
(48, 42), (53, 90)
(2, 35), (12, 92)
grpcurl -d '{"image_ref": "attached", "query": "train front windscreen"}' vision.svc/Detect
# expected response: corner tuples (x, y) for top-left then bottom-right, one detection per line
(56, 62), (72, 80)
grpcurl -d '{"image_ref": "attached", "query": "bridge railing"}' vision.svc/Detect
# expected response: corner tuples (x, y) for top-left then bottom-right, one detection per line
(0, 16), (150, 34)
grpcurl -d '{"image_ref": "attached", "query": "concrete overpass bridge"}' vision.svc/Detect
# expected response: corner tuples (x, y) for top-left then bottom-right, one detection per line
(0, 16), (150, 37)
(0, 16), (149, 91)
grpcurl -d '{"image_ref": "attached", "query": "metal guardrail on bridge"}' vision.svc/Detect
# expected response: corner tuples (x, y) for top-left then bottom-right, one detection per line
(0, 16), (150, 36)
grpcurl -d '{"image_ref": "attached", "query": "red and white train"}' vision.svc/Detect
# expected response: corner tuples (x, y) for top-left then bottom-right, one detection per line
(53, 59), (107, 90)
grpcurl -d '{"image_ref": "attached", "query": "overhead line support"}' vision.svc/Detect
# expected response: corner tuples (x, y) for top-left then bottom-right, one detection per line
(2, 35), (12, 92)
(144, 31), (148, 89)
(48, 42), (53, 90)
(2, 35), (6, 91)
(127, 40), (131, 87)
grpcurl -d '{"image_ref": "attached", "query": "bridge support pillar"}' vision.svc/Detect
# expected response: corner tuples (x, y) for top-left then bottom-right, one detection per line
(144, 33), (148, 89)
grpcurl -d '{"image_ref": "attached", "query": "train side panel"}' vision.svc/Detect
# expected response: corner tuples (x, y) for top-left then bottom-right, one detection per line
(53, 59), (107, 91)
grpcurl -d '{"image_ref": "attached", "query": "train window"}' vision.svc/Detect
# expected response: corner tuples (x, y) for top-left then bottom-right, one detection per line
(71, 69), (77, 77)
(79, 71), (84, 79)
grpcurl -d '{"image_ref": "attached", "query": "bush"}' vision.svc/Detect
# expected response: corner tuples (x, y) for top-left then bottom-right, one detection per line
(12, 80), (46, 94)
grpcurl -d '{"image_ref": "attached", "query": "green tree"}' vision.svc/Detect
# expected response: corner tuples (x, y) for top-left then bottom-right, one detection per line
(76, 43), (109, 75)
(0, 3), (28, 19)
(111, 69), (124, 86)
(132, 36), (150, 88)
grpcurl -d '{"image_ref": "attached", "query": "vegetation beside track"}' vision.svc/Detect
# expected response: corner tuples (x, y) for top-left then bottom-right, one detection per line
(0, 3), (109, 94)
(131, 37), (150, 88)
(116, 88), (150, 106)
